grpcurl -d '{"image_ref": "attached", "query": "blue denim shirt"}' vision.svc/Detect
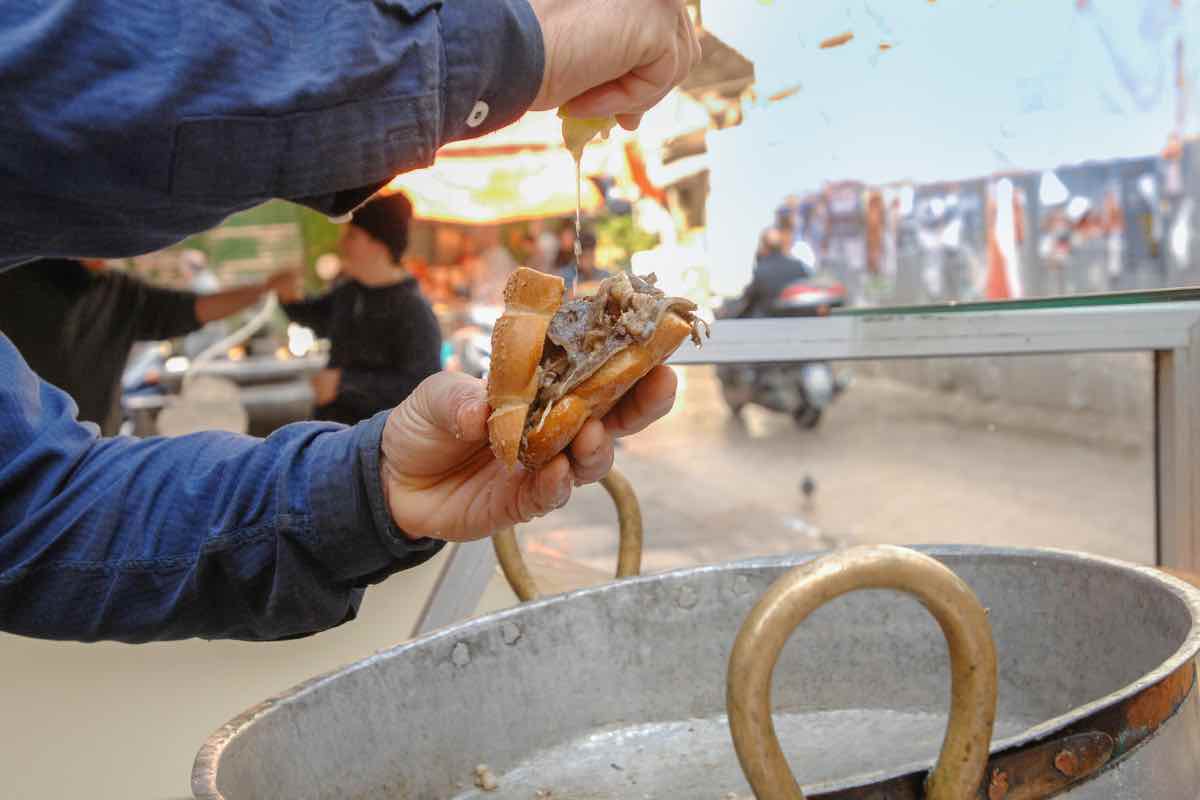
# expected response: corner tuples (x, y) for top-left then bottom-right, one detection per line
(0, 0), (543, 268)
(0, 333), (443, 642)
(0, 0), (544, 641)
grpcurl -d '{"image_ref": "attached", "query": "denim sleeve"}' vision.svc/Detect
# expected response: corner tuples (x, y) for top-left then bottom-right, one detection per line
(0, 0), (544, 268)
(0, 333), (444, 643)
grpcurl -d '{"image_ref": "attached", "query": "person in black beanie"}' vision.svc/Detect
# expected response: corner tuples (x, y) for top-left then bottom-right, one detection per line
(283, 192), (443, 425)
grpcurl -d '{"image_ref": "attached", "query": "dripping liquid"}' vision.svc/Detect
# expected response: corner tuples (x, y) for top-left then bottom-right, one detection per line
(574, 156), (583, 264)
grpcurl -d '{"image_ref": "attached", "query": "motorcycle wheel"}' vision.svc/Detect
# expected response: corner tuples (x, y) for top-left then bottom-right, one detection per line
(723, 395), (746, 417)
(793, 405), (822, 430)
(718, 371), (749, 416)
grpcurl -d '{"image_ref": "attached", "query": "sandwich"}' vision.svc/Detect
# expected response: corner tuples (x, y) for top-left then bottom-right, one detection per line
(487, 267), (708, 469)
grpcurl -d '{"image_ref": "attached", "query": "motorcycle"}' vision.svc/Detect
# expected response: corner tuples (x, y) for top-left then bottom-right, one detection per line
(716, 275), (848, 429)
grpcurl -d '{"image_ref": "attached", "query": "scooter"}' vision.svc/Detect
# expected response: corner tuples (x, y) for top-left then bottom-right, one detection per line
(716, 276), (848, 429)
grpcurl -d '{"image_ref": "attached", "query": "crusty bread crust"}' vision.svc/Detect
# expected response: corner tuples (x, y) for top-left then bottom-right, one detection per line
(520, 311), (693, 469)
(487, 268), (564, 465)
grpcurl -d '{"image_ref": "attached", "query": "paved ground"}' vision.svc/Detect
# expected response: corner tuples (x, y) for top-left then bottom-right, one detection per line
(520, 365), (1157, 576)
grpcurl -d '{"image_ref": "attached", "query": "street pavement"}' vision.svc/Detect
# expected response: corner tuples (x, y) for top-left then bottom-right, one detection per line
(520, 365), (1156, 576)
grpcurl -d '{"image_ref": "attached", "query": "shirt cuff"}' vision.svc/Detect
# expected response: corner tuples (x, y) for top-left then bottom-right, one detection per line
(308, 412), (444, 585)
(437, 0), (545, 144)
(293, 0), (542, 220)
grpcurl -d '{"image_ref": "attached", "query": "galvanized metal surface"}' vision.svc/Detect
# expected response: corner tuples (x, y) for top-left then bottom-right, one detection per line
(194, 547), (1200, 799)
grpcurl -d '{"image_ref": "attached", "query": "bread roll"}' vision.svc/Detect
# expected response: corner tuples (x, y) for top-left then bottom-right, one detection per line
(487, 268), (705, 469)
(486, 268), (564, 466)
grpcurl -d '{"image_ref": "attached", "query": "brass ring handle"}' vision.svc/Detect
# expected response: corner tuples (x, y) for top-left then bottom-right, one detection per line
(727, 545), (998, 800)
(492, 467), (643, 602)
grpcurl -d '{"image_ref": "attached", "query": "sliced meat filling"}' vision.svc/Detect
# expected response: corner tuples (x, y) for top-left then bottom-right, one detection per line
(524, 272), (708, 437)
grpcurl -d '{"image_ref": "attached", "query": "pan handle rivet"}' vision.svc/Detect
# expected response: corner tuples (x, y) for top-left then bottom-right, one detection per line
(1054, 749), (1080, 778)
(987, 768), (1009, 799)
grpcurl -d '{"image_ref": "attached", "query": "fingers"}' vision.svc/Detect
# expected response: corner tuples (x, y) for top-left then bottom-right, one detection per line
(513, 368), (676, 522)
(532, 0), (701, 116)
(568, 418), (615, 484)
(603, 365), (678, 437)
(410, 372), (489, 442)
(508, 456), (573, 524)
(565, 55), (678, 119)
(615, 113), (644, 131)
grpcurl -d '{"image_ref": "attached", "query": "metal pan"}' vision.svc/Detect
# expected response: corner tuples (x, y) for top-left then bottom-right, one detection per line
(193, 542), (1200, 799)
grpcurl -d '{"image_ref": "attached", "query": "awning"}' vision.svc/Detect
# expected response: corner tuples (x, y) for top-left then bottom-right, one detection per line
(384, 111), (617, 225)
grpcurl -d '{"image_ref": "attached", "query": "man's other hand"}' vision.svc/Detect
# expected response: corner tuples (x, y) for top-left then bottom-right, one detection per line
(266, 269), (303, 303)
(527, 0), (701, 131)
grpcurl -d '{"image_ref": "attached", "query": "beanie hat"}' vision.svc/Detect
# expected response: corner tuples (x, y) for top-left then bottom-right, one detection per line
(351, 193), (413, 262)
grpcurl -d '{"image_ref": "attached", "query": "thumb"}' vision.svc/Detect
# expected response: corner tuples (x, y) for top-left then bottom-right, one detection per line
(408, 372), (490, 443)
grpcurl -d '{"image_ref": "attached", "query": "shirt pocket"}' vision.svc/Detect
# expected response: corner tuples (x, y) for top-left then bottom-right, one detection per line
(169, 94), (437, 201)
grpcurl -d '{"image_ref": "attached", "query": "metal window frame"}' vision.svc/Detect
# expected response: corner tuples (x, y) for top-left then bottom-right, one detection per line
(413, 303), (1200, 636)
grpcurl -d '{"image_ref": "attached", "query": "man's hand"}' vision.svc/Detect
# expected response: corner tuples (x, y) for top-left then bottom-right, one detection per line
(266, 269), (303, 303)
(380, 367), (677, 542)
(527, 0), (702, 130)
(311, 368), (342, 406)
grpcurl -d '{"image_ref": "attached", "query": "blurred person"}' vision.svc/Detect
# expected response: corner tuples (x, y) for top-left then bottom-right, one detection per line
(282, 193), (443, 425)
(0, 257), (300, 435)
(509, 227), (538, 267)
(773, 205), (797, 253)
(0, 0), (698, 643)
(472, 226), (519, 306)
(530, 219), (560, 273)
(734, 228), (815, 317)
(572, 230), (611, 295)
(576, 230), (609, 282)
(552, 219), (579, 290)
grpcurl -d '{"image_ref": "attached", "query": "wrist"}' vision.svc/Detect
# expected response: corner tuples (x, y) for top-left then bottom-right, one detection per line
(305, 415), (444, 582)
(379, 457), (427, 542)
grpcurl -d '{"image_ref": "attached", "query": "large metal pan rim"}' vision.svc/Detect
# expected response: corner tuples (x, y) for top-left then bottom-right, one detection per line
(192, 544), (1200, 799)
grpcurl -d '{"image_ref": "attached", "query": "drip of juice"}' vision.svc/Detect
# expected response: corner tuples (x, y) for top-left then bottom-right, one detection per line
(559, 111), (616, 269)
(574, 157), (583, 263)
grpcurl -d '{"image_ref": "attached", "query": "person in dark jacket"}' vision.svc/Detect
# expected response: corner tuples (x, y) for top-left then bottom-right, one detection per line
(736, 227), (815, 317)
(284, 193), (442, 425)
(0, 258), (300, 435)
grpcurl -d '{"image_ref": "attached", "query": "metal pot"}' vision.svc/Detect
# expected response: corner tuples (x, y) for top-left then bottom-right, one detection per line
(193, 542), (1200, 799)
